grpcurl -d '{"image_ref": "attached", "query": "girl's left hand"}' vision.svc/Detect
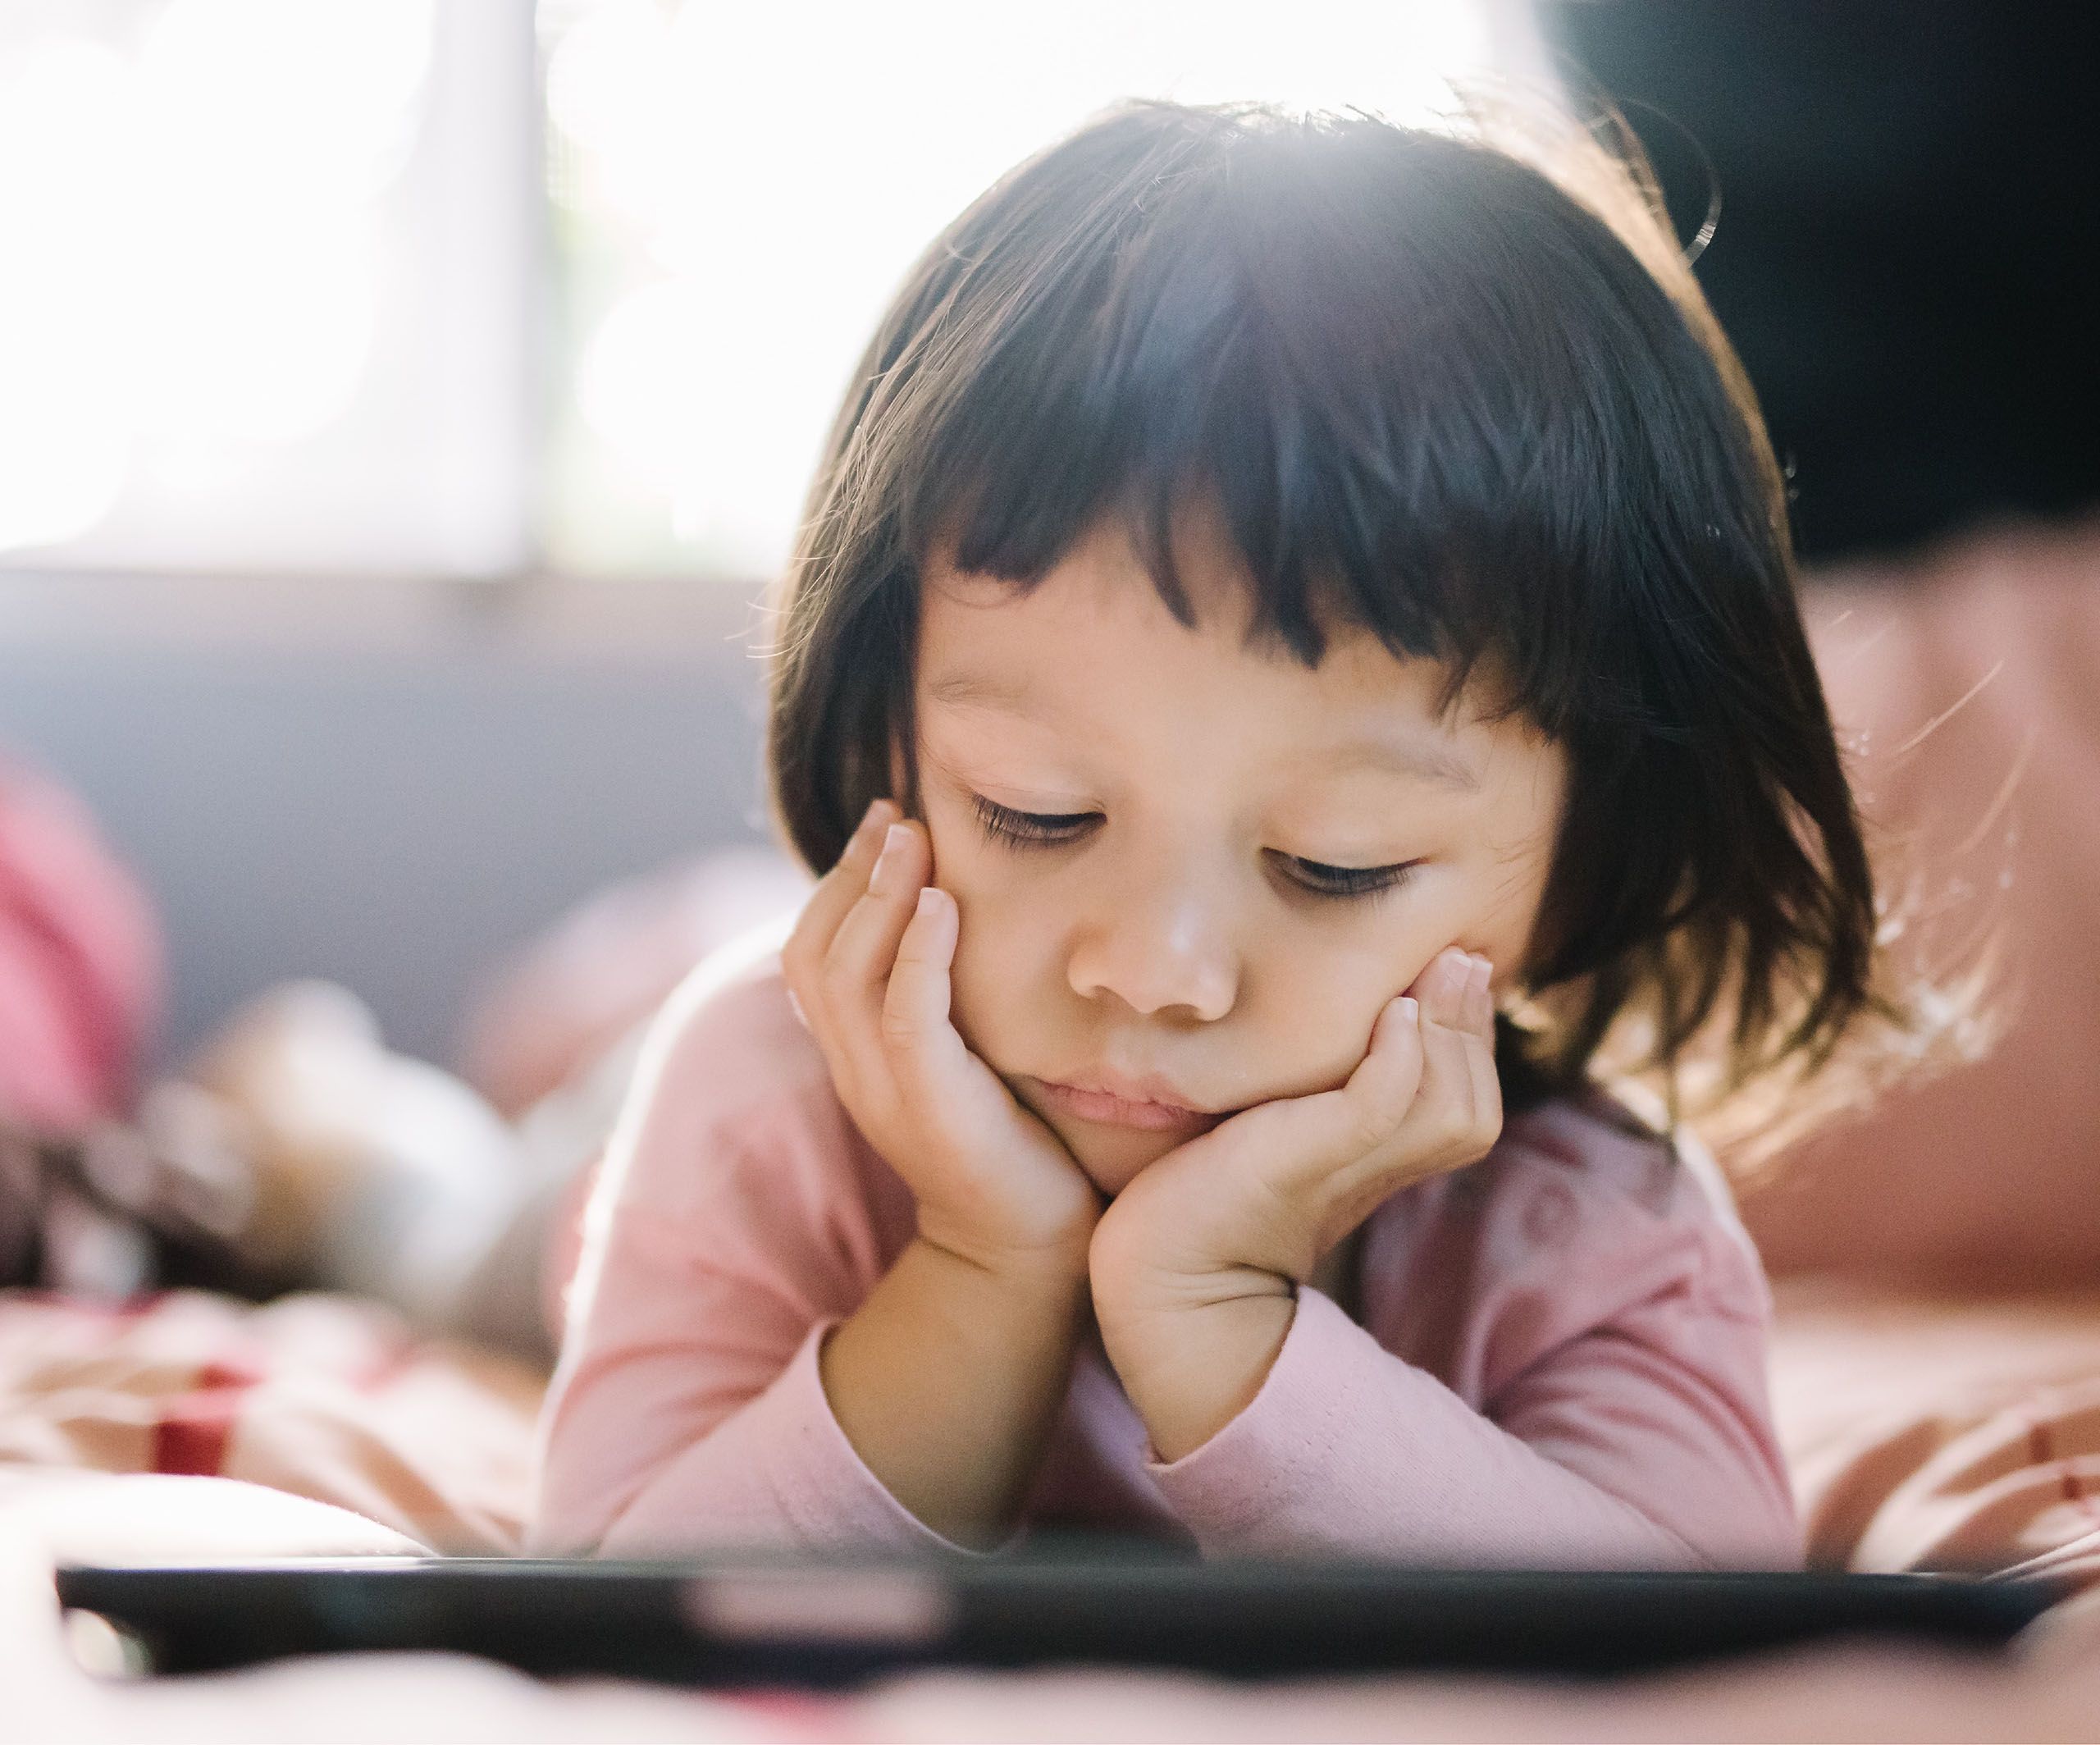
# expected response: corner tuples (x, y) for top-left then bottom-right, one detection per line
(1089, 947), (1499, 1461)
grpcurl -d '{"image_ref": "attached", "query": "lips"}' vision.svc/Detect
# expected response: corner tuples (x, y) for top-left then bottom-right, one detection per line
(1025, 1073), (1223, 1134)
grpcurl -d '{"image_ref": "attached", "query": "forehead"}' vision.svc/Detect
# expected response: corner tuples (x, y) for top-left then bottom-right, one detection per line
(916, 517), (1517, 793)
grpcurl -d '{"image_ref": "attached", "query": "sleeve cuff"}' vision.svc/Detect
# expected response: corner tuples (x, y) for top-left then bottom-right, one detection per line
(758, 1321), (993, 1556)
(600, 1320), (984, 1558)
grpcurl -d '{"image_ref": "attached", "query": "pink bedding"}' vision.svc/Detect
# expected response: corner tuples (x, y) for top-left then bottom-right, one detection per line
(0, 756), (161, 1135)
(1750, 518), (2100, 1286)
(9, 1477), (2099, 1743)
(7, 1277), (2100, 1745)
(11, 1281), (2100, 1585)
(0, 1289), (539, 1554)
(1771, 1279), (2100, 1578)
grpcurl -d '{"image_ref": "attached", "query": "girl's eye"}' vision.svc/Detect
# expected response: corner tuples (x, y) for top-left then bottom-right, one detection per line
(1275, 853), (1420, 900)
(972, 794), (1102, 848)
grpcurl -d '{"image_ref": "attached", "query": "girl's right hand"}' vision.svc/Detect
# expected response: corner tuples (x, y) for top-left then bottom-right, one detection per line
(783, 799), (1102, 1277)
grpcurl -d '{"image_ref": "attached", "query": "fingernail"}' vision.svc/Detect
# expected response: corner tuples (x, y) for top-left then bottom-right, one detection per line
(1399, 995), (1419, 1022)
(870, 822), (912, 892)
(915, 886), (942, 919)
(854, 799), (888, 847)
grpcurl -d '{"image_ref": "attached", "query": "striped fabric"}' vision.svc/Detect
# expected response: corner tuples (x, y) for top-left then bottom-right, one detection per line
(0, 1288), (541, 1553)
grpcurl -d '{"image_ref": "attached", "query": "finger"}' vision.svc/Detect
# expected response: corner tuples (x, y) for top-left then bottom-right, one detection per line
(806, 821), (927, 1094)
(1192, 994), (1425, 1271)
(880, 885), (971, 1074)
(882, 888), (1071, 1208)
(1414, 957), (1497, 1158)
(1335, 994), (1427, 1144)
(1462, 957), (1504, 1140)
(1463, 1044), (1502, 1155)
(785, 799), (898, 977)
(1241, 994), (1425, 1195)
(1463, 953), (1496, 1041)
(1406, 946), (1476, 1029)
(1407, 948), (1483, 1126)
(783, 803), (897, 1102)
(825, 820), (933, 997)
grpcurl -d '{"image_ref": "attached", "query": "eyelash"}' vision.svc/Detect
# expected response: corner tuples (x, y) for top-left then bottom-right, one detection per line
(970, 795), (1418, 901)
(972, 794), (1101, 848)
(1276, 855), (1418, 900)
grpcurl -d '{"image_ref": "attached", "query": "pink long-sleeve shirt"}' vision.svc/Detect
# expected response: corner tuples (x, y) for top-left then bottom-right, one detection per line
(532, 948), (1800, 1568)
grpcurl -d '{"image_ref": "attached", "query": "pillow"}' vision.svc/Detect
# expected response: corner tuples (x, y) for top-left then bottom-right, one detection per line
(1743, 519), (2100, 1285)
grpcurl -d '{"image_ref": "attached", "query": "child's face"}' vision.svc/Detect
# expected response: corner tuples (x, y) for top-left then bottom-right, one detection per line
(915, 509), (1568, 1196)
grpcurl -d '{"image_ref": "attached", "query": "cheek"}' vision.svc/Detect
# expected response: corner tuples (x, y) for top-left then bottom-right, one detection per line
(1066, 1126), (1191, 1197)
(1242, 940), (1421, 1100)
(934, 852), (1064, 1059)
(1451, 847), (1560, 993)
(1242, 880), (1515, 1099)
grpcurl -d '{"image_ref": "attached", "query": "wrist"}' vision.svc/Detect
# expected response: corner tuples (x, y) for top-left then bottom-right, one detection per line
(911, 1215), (1096, 1298)
(1087, 1183), (1294, 1320)
(1085, 1198), (1299, 1464)
(1096, 1282), (1297, 1465)
(824, 1223), (1092, 1548)
(1089, 1251), (1294, 1348)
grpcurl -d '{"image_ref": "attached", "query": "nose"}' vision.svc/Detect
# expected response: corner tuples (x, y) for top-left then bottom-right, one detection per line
(1064, 852), (1239, 1022)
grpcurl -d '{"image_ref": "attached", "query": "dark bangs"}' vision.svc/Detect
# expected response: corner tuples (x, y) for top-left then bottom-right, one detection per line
(902, 106), (1788, 731)
(770, 103), (1877, 1114)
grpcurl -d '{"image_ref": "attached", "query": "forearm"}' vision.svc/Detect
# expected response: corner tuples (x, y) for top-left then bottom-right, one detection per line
(821, 1231), (1090, 1547)
(1116, 1287), (1791, 1569)
(1091, 955), (1504, 1466)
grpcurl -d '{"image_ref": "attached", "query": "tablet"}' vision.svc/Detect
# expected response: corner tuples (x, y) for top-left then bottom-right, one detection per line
(56, 1555), (2061, 1686)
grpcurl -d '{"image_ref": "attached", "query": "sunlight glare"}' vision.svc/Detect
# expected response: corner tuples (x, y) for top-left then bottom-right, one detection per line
(546, 0), (1500, 576)
(0, 1), (433, 557)
(0, 39), (139, 552)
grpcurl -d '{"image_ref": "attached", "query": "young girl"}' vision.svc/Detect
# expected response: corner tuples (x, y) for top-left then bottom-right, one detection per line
(532, 102), (1878, 1568)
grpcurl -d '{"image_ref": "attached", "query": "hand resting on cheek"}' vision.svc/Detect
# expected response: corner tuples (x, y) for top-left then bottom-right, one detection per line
(1090, 943), (1501, 1461)
(788, 806), (1500, 1483)
(783, 797), (1102, 1273)
(782, 797), (1102, 1545)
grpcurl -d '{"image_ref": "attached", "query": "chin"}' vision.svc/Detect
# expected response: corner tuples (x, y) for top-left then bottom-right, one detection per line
(1061, 1123), (1194, 1198)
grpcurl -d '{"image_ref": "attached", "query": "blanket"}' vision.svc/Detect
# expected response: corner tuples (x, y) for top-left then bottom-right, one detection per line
(7, 1281), (2100, 1738)
(7, 1473), (2099, 1742)
(1771, 1279), (2100, 1577)
(8, 1270), (2100, 1742)
(0, 1289), (539, 1554)
(11, 1280), (2100, 1581)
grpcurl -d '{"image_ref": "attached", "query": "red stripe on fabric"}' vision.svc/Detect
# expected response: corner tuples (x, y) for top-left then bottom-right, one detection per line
(197, 1359), (266, 1391)
(152, 1368), (260, 1477)
(2024, 1407), (2100, 1522)
(151, 1412), (228, 1475)
(720, 1692), (860, 1742)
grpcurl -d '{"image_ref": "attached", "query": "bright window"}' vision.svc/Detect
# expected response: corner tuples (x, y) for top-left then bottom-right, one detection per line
(0, 0), (1532, 582)
(0, 0), (536, 577)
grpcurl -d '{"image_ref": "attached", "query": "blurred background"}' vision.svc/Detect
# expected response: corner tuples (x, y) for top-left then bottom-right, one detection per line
(0, 0), (2093, 1073)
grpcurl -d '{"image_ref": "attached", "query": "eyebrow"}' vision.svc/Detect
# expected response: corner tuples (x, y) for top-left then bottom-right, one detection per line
(924, 673), (1481, 793)
(1318, 735), (1481, 793)
(926, 674), (1033, 711)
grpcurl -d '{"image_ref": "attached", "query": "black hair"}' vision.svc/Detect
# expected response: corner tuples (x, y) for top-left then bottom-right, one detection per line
(769, 101), (1878, 1118)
